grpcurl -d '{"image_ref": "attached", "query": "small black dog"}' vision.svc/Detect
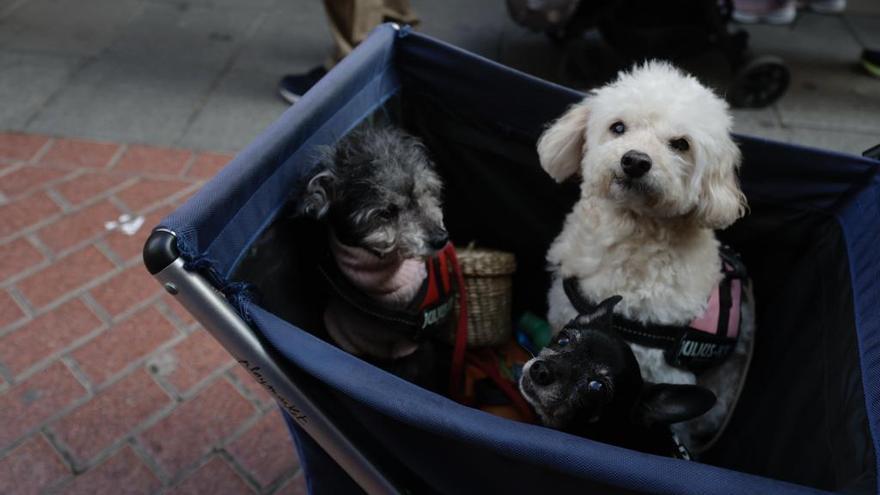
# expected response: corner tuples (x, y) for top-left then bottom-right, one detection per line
(519, 296), (716, 457)
(298, 124), (454, 388)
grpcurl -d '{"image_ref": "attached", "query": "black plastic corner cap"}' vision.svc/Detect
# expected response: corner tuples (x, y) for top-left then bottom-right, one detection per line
(143, 230), (180, 275)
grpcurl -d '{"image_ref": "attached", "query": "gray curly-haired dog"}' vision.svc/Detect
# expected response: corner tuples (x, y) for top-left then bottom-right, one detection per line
(299, 125), (450, 368)
(300, 126), (448, 259)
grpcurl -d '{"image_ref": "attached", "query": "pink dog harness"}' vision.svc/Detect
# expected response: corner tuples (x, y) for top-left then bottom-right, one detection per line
(563, 246), (747, 372)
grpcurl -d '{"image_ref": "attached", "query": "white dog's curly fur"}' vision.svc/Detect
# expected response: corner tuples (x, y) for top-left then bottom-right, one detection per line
(539, 61), (755, 451)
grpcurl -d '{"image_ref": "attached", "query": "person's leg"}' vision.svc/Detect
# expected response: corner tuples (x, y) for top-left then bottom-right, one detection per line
(326, 0), (418, 64)
(278, 0), (417, 104)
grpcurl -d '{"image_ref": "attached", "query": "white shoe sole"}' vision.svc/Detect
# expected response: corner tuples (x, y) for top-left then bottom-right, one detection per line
(278, 87), (302, 105)
(806, 0), (846, 14)
(733, 5), (796, 24)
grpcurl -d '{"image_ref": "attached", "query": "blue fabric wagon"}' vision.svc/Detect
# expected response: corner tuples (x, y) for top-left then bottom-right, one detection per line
(144, 24), (880, 495)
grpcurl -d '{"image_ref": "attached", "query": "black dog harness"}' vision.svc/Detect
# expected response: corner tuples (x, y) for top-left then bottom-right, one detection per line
(317, 243), (458, 341)
(563, 246), (748, 372)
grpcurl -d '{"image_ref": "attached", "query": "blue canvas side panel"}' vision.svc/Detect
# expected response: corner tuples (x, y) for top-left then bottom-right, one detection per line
(249, 305), (825, 495)
(160, 25), (401, 276)
(838, 170), (880, 490)
(395, 30), (582, 140)
(737, 137), (880, 212)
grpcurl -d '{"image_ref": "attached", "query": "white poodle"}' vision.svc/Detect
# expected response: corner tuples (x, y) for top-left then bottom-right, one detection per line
(538, 61), (755, 452)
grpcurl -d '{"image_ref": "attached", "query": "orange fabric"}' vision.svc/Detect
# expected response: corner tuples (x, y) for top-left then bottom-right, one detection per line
(462, 343), (536, 423)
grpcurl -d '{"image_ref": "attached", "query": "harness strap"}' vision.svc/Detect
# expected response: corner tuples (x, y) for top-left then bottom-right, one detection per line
(318, 246), (458, 341)
(318, 261), (422, 329)
(319, 241), (472, 401)
(562, 263), (743, 372)
(563, 278), (688, 345)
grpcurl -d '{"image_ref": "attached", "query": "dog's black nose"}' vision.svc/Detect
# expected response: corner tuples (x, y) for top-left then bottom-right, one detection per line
(427, 228), (449, 250)
(529, 360), (555, 386)
(621, 150), (652, 178)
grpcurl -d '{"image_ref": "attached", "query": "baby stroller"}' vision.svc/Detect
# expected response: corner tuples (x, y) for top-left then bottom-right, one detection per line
(144, 24), (879, 495)
(507, 0), (790, 108)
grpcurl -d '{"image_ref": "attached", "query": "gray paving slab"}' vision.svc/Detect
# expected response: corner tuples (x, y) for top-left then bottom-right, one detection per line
(845, 15), (880, 49)
(782, 126), (878, 155)
(497, 19), (567, 84)
(103, 1), (267, 72)
(743, 14), (879, 133)
(232, 0), (509, 86)
(176, 69), (287, 152)
(229, 0), (329, 74)
(732, 105), (796, 148)
(732, 119), (875, 155)
(26, 58), (219, 146)
(733, 106), (876, 154)
(732, 107), (783, 132)
(743, 13), (862, 61)
(0, 51), (81, 129)
(145, 0), (278, 8)
(777, 60), (880, 133)
(847, 0), (880, 15)
(410, 0), (507, 59)
(0, 0), (26, 17)
(0, 0), (143, 56)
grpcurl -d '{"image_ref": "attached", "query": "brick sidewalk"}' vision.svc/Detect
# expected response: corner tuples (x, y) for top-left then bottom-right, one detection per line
(0, 133), (306, 494)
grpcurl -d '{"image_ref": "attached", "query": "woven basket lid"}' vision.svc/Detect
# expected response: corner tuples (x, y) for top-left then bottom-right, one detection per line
(456, 247), (516, 276)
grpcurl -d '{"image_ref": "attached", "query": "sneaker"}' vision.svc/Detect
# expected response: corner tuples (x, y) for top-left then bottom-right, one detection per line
(805, 0), (846, 14)
(861, 49), (880, 78)
(278, 66), (327, 104)
(732, 0), (797, 24)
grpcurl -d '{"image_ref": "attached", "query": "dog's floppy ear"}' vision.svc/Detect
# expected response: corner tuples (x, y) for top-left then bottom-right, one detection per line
(693, 136), (747, 229)
(298, 167), (337, 219)
(537, 99), (591, 183)
(573, 295), (622, 328)
(633, 383), (716, 426)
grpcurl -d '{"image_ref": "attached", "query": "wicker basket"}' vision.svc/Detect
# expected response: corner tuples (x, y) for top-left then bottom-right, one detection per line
(450, 247), (516, 347)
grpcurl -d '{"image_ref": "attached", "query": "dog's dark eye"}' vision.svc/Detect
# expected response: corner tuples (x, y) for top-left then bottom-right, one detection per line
(556, 333), (571, 347)
(669, 138), (690, 152)
(587, 380), (605, 393)
(377, 205), (399, 219)
(610, 121), (626, 135)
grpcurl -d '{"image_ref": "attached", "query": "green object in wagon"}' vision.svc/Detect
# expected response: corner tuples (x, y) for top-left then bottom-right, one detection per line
(518, 312), (553, 350)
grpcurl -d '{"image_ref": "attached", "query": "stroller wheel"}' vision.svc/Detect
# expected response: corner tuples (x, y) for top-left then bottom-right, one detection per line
(728, 55), (790, 108)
